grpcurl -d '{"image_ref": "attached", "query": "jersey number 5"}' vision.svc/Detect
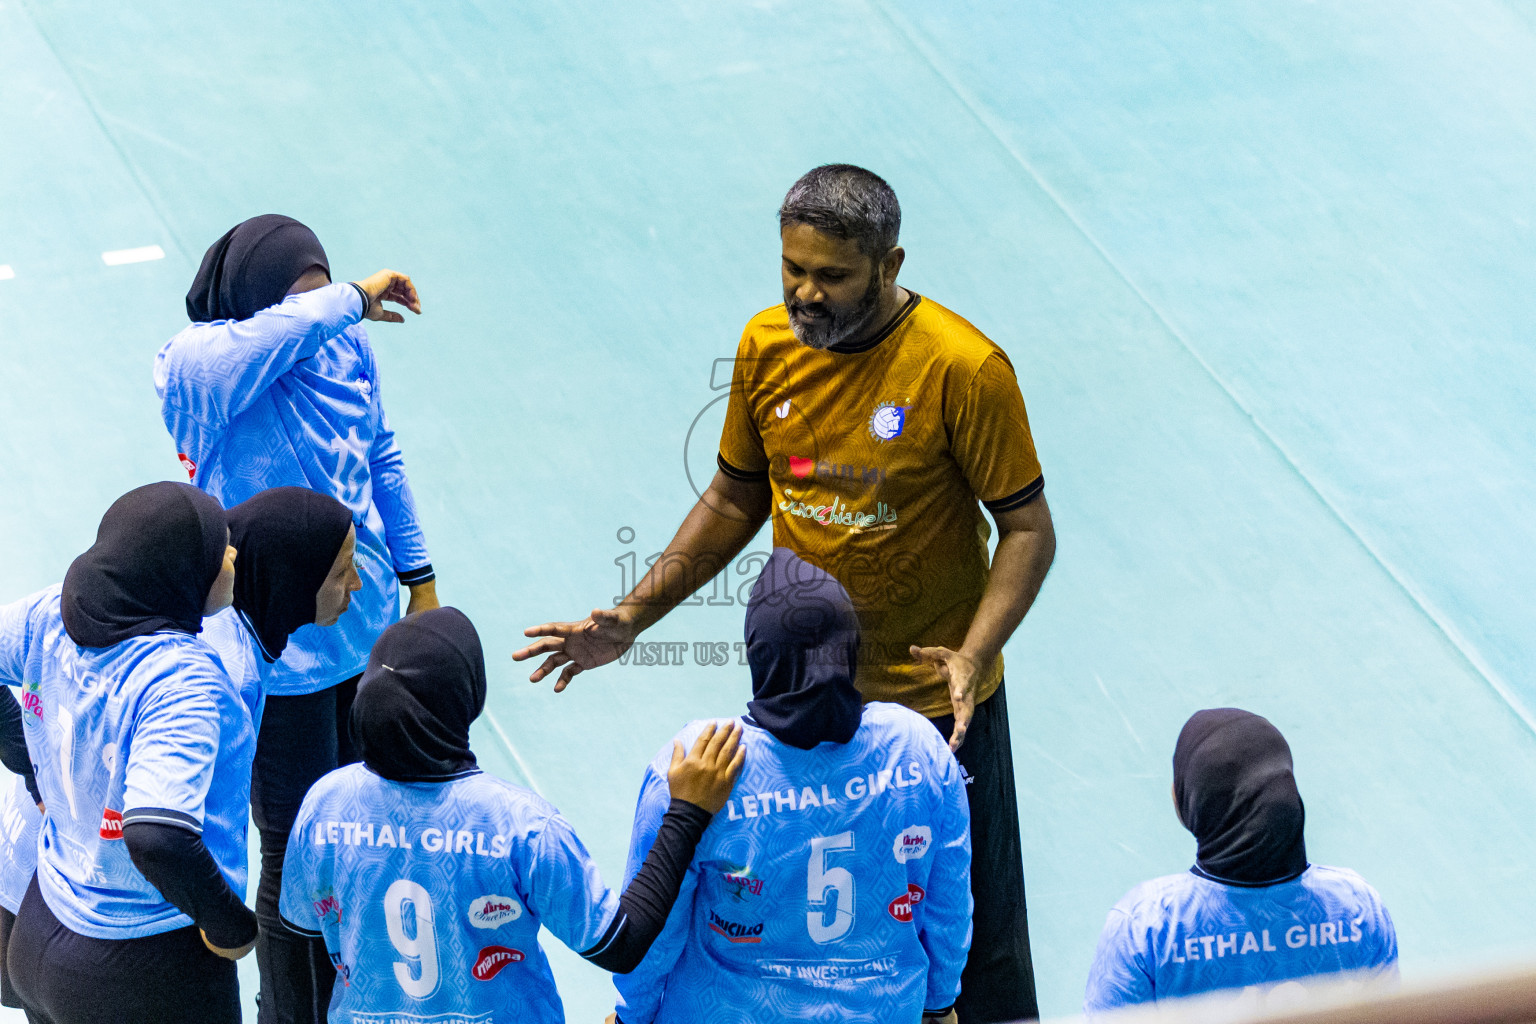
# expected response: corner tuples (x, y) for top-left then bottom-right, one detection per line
(384, 879), (441, 999)
(807, 832), (855, 944)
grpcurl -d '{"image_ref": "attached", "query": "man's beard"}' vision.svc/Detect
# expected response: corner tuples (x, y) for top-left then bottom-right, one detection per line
(787, 273), (883, 350)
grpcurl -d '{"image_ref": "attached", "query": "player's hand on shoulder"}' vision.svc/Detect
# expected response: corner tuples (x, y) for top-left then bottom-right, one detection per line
(352, 269), (422, 323)
(201, 929), (256, 961)
(513, 606), (639, 692)
(667, 721), (745, 814)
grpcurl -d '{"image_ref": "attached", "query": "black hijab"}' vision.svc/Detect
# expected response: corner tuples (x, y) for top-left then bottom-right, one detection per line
(186, 214), (330, 323)
(226, 487), (354, 663)
(1174, 708), (1309, 886)
(352, 607), (486, 783)
(744, 548), (864, 750)
(61, 481), (228, 649)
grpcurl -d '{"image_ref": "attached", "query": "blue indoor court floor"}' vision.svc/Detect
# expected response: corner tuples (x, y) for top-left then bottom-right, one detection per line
(3, 0), (1536, 1019)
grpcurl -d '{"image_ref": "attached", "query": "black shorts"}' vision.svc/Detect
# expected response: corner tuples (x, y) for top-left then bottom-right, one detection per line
(930, 681), (1039, 1022)
(7, 874), (239, 1024)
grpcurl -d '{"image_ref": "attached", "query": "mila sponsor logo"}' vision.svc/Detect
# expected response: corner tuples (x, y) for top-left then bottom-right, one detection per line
(471, 945), (524, 981)
(708, 909), (764, 944)
(469, 894), (523, 929)
(888, 883), (926, 922)
(98, 808), (123, 840)
(892, 825), (932, 863)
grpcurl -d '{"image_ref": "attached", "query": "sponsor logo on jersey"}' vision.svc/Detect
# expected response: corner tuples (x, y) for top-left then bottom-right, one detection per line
(723, 872), (764, 901)
(777, 492), (898, 531)
(784, 455), (888, 487)
(869, 401), (908, 441)
(472, 945), (525, 981)
(311, 887), (342, 927)
(888, 883), (926, 922)
(892, 825), (932, 863)
(708, 909), (764, 944)
(328, 951), (351, 987)
(21, 680), (42, 722)
(468, 894), (522, 929)
(177, 453), (197, 479)
(99, 808), (123, 840)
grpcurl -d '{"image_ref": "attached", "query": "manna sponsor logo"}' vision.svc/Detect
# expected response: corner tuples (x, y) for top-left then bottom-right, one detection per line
(888, 883), (926, 922)
(98, 808), (123, 840)
(471, 945), (524, 981)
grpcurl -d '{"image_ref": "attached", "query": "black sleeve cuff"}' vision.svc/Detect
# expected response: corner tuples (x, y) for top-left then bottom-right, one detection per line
(121, 807), (203, 833)
(281, 913), (323, 939)
(397, 564), (436, 586)
(349, 282), (371, 318)
(982, 475), (1044, 514)
(716, 454), (769, 483)
(923, 1006), (955, 1018)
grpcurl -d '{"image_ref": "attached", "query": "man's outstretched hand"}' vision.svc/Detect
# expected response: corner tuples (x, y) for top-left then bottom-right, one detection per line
(911, 644), (982, 753)
(353, 269), (422, 323)
(513, 607), (638, 691)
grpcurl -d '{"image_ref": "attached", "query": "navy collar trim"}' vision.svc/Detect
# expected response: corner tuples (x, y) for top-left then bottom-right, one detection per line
(827, 292), (921, 355)
(1190, 863), (1309, 889)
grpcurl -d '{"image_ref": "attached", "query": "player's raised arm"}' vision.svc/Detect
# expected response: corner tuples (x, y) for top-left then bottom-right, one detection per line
(513, 469), (769, 690)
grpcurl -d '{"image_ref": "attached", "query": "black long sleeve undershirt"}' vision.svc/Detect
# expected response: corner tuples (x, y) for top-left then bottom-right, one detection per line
(582, 798), (713, 974)
(123, 821), (258, 949)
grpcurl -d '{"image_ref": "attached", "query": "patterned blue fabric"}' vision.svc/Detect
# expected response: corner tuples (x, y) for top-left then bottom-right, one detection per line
(613, 704), (972, 1024)
(0, 586), (256, 938)
(200, 606), (269, 729)
(0, 773), (41, 914)
(154, 283), (432, 695)
(1085, 865), (1398, 1011)
(278, 764), (620, 1024)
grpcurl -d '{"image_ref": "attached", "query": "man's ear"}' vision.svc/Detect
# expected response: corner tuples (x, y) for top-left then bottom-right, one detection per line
(881, 246), (906, 288)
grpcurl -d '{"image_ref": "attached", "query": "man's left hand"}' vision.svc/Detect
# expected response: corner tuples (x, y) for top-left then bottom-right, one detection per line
(407, 580), (441, 616)
(910, 645), (982, 752)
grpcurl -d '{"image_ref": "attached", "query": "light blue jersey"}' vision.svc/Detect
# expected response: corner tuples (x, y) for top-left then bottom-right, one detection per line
(155, 283), (432, 695)
(614, 704), (972, 1024)
(0, 586), (256, 938)
(1085, 865), (1398, 1011)
(279, 764), (620, 1024)
(0, 773), (41, 914)
(201, 606), (269, 729)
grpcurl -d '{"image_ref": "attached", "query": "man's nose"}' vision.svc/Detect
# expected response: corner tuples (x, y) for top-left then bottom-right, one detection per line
(795, 279), (824, 305)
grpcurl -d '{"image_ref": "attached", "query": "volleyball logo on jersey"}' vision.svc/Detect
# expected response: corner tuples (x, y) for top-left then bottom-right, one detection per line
(468, 893), (523, 929)
(888, 883), (926, 923)
(868, 400), (909, 441)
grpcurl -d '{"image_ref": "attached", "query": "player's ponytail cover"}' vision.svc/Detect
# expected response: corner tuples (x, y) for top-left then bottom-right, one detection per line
(353, 607), (487, 783)
(744, 548), (863, 749)
(1174, 708), (1308, 886)
(61, 481), (228, 649)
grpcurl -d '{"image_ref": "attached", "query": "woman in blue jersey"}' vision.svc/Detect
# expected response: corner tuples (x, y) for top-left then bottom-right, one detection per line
(0, 482), (254, 1024)
(612, 549), (972, 1024)
(1085, 708), (1398, 1011)
(278, 607), (745, 1024)
(202, 486), (362, 727)
(154, 214), (436, 1024)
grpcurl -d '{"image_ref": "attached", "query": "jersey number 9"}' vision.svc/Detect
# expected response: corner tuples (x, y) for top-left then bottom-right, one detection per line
(385, 879), (441, 999)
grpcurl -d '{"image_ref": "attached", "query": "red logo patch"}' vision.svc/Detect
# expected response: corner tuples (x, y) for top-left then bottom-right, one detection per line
(888, 883), (926, 922)
(789, 456), (814, 479)
(472, 945), (524, 981)
(99, 808), (124, 840)
(177, 453), (197, 479)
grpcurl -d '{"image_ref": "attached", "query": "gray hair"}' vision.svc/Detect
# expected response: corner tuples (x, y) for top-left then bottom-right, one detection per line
(778, 164), (901, 259)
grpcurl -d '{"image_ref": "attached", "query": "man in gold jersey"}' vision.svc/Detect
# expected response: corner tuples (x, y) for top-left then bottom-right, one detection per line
(517, 165), (1056, 1022)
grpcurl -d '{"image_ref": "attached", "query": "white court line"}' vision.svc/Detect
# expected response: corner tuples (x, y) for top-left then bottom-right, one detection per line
(101, 244), (164, 266)
(483, 708), (543, 795)
(0, 265), (14, 280)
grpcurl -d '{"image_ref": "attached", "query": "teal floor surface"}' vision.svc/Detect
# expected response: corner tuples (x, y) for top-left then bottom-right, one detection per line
(3, 0), (1536, 1019)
